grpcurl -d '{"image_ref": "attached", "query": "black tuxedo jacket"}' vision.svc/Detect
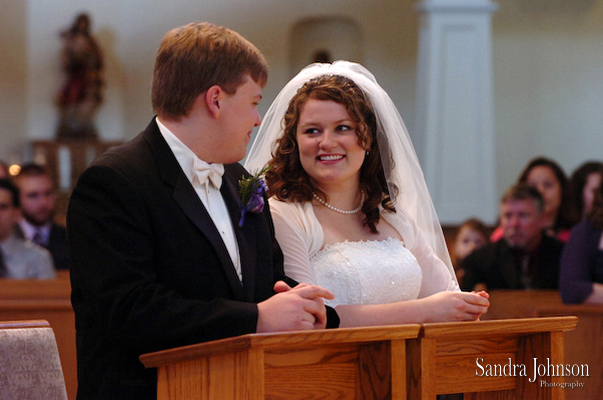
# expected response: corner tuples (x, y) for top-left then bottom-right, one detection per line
(68, 119), (305, 400)
(47, 223), (70, 270)
(460, 234), (564, 291)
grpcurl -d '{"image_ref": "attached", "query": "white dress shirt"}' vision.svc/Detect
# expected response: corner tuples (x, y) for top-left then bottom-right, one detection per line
(156, 117), (242, 282)
(19, 219), (51, 246)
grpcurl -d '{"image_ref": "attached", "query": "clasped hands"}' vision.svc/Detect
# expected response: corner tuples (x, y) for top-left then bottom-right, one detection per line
(256, 282), (491, 333)
(256, 281), (333, 333)
(420, 290), (490, 323)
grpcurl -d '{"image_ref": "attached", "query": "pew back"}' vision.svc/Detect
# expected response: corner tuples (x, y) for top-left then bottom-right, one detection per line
(485, 290), (603, 400)
(0, 271), (76, 400)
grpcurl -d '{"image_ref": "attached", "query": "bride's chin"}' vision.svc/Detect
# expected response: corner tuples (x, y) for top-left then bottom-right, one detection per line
(309, 176), (339, 188)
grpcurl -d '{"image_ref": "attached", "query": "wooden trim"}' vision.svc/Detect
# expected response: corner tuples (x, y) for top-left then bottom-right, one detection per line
(141, 324), (421, 369)
(0, 319), (50, 329)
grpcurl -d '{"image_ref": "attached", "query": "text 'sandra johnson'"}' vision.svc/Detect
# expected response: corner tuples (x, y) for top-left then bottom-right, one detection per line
(476, 358), (589, 383)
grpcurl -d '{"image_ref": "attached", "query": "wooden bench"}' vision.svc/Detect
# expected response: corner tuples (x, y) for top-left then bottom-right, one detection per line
(0, 271), (76, 400)
(141, 324), (422, 400)
(140, 317), (577, 400)
(484, 290), (603, 400)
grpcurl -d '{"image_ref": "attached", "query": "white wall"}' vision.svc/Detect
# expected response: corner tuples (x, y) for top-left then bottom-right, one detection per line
(1, 0), (602, 224)
(0, 0), (28, 166)
(492, 0), (603, 204)
(17, 0), (417, 144)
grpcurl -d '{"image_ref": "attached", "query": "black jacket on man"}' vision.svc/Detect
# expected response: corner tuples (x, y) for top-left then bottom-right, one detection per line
(460, 233), (564, 291)
(68, 120), (337, 400)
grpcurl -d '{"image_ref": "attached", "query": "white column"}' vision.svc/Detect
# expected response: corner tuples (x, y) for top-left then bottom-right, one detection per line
(415, 0), (498, 225)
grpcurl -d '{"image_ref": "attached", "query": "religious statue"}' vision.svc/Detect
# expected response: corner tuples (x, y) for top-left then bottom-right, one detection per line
(56, 13), (104, 139)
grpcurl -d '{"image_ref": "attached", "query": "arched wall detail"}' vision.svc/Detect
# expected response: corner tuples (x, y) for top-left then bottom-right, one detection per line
(289, 17), (364, 75)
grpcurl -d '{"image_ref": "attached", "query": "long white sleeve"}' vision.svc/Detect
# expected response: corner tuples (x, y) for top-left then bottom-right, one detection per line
(269, 199), (323, 285)
(270, 199), (459, 297)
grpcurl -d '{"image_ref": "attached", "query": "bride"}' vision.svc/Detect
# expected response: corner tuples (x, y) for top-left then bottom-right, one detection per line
(245, 61), (489, 327)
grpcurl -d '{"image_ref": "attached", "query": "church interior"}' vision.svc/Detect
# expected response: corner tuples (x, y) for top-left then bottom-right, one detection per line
(2, 0), (602, 224)
(1, 1), (602, 399)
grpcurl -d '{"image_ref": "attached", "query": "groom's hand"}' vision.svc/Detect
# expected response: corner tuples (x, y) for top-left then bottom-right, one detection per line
(256, 281), (334, 332)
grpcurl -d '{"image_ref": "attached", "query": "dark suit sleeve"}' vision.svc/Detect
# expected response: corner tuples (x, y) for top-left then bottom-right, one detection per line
(48, 224), (70, 270)
(459, 251), (483, 291)
(68, 164), (258, 355)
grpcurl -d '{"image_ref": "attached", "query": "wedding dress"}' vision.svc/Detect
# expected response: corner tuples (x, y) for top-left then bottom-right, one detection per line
(269, 200), (458, 307)
(310, 238), (422, 307)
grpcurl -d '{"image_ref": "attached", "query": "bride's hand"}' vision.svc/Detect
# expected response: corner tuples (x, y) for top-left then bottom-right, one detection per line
(420, 291), (490, 323)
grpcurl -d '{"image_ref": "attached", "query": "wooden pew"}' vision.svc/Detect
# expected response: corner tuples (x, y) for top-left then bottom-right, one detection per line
(0, 271), (76, 400)
(140, 317), (576, 400)
(141, 325), (422, 400)
(480, 290), (563, 320)
(408, 317), (577, 399)
(483, 290), (603, 400)
(538, 304), (603, 400)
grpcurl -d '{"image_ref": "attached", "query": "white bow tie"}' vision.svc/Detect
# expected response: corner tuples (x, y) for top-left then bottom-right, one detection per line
(192, 158), (224, 189)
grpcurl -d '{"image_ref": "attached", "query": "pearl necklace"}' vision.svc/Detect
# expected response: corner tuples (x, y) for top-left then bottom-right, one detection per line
(312, 191), (365, 214)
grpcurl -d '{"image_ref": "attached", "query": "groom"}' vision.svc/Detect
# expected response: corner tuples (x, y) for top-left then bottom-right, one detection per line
(68, 22), (336, 400)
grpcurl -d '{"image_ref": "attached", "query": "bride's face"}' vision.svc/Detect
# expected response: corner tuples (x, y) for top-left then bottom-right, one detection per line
(296, 99), (366, 189)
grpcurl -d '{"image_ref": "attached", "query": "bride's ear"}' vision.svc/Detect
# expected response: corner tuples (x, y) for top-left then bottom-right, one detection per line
(205, 85), (223, 118)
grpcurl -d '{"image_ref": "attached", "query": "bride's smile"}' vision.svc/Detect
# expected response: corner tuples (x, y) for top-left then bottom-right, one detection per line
(316, 154), (345, 162)
(296, 99), (366, 188)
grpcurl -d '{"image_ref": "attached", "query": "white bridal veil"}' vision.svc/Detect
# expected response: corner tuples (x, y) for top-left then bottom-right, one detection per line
(244, 61), (455, 277)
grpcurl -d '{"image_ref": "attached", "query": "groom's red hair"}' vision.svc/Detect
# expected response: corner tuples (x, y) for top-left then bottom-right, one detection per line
(152, 22), (268, 120)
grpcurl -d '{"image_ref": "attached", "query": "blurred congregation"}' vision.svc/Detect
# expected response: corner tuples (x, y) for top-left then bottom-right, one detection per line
(1, 1), (603, 400)
(3, 155), (603, 304)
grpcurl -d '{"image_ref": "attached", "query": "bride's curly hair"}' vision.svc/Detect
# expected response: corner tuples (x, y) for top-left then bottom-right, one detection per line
(265, 74), (395, 233)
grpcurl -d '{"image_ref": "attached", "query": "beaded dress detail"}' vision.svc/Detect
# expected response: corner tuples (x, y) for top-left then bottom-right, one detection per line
(310, 237), (422, 307)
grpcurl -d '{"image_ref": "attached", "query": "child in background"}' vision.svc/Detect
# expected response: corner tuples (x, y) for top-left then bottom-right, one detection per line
(452, 218), (490, 286)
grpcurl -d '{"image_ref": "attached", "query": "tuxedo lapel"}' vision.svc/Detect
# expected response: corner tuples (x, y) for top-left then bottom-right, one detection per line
(143, 121), (246, 301)
(221, 168), (257, 302)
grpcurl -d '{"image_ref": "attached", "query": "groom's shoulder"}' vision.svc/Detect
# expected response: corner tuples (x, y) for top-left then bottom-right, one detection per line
(92, 131), (151, 170)
(92, 119), (159, 167)
(75, 131), (155, 191)
(89, 135), (150, 175)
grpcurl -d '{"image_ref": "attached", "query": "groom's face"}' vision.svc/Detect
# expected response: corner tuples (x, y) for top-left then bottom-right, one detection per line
(215, 76), (263, 164)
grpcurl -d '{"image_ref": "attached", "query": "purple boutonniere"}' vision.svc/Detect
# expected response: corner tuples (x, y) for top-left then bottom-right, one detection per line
(238, 166), (269, 227)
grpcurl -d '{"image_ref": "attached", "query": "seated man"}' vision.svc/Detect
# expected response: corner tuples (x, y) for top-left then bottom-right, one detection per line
(13, 164), (70, 270)
(0, 179), (56, 279)
(460, 183), (563, 291)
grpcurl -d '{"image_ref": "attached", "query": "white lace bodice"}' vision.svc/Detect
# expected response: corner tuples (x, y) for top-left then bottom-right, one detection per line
(310, 237), (422, 307)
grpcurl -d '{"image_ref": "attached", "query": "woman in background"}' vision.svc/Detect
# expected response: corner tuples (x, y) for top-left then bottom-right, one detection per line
(569, 161), (603, 222)
(491, 156), (574, 242)
(560, 181), (603, 304)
